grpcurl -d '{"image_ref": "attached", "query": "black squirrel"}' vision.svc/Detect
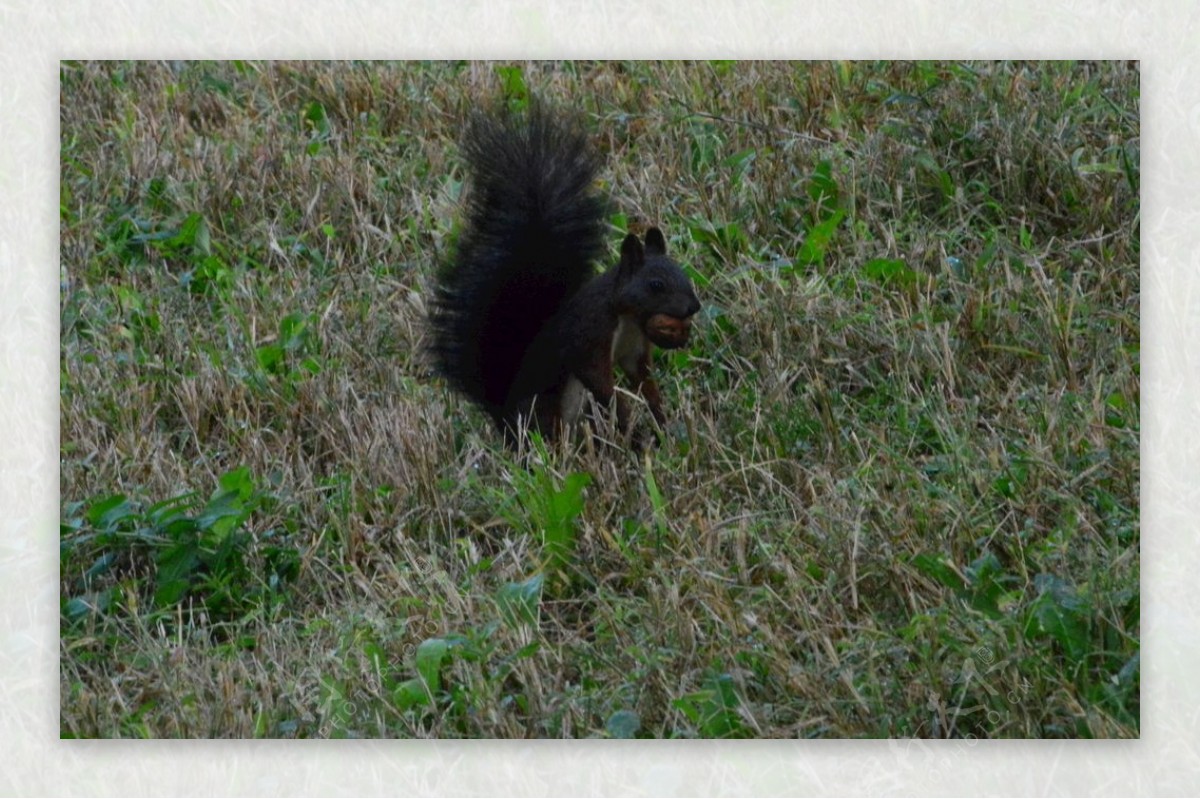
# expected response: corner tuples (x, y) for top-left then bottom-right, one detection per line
(430, 101), (701, 444)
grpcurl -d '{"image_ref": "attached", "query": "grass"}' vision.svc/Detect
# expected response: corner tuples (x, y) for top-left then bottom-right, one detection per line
(59, 60), (1140, 738)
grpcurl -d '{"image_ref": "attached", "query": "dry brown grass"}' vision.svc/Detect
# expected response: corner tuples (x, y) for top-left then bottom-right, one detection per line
(60, 60), (1139, 738)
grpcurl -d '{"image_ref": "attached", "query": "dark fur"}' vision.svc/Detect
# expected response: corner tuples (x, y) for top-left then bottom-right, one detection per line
(429, 102), (700, 442)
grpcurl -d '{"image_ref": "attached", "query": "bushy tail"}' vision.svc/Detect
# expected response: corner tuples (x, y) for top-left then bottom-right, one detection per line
(430, 101), (607, 426)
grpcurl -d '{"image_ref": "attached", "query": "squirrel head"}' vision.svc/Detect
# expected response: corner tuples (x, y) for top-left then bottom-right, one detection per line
(614, 227), (701, 349)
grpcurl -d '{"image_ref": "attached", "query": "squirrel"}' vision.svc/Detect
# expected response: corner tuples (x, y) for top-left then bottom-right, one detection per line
(429, 101), (701, 445)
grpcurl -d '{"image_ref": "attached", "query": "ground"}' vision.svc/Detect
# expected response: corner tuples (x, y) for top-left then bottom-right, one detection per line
(59, 60), (1139, 738)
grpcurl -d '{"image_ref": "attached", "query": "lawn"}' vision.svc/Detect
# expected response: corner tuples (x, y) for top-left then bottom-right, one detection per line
(59, 60), (1139, 738)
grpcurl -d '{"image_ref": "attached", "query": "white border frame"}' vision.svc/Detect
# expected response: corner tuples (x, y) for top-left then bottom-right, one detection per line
(4, 2), (1186, 795)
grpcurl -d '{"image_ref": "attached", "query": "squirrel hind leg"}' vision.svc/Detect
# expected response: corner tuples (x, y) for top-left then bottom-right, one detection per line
(501, 391), (568, 446)
(559, 377), (588, 429)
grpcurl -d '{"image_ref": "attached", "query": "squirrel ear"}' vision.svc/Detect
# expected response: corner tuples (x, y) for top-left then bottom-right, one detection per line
(644, 227), (667, 255)
(619, 232), (645, 275)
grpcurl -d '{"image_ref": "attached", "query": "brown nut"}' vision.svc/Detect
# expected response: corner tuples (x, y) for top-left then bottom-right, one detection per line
(646, 313), (692, 349)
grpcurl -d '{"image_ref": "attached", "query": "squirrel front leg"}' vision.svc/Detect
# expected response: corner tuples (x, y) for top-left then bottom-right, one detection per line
(573, 354), (635, 434)
(629, 346), (666, 428)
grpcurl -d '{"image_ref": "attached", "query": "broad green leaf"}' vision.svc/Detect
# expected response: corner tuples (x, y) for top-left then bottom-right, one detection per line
(606, 710), (641, 739)
(1024, 574), (1090, 664)
(794, 209), (845, 268)
(496, 574), (543, 629)
(393, 677), (430, 711)
(861, 258), (917, 289)
(911, 553), (965, 591)
(414, 637), (452, 694)
(86, 494), (132, 530)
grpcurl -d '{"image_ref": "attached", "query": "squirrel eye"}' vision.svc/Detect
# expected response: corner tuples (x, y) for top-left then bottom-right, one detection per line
(649, 279), (665, 292)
